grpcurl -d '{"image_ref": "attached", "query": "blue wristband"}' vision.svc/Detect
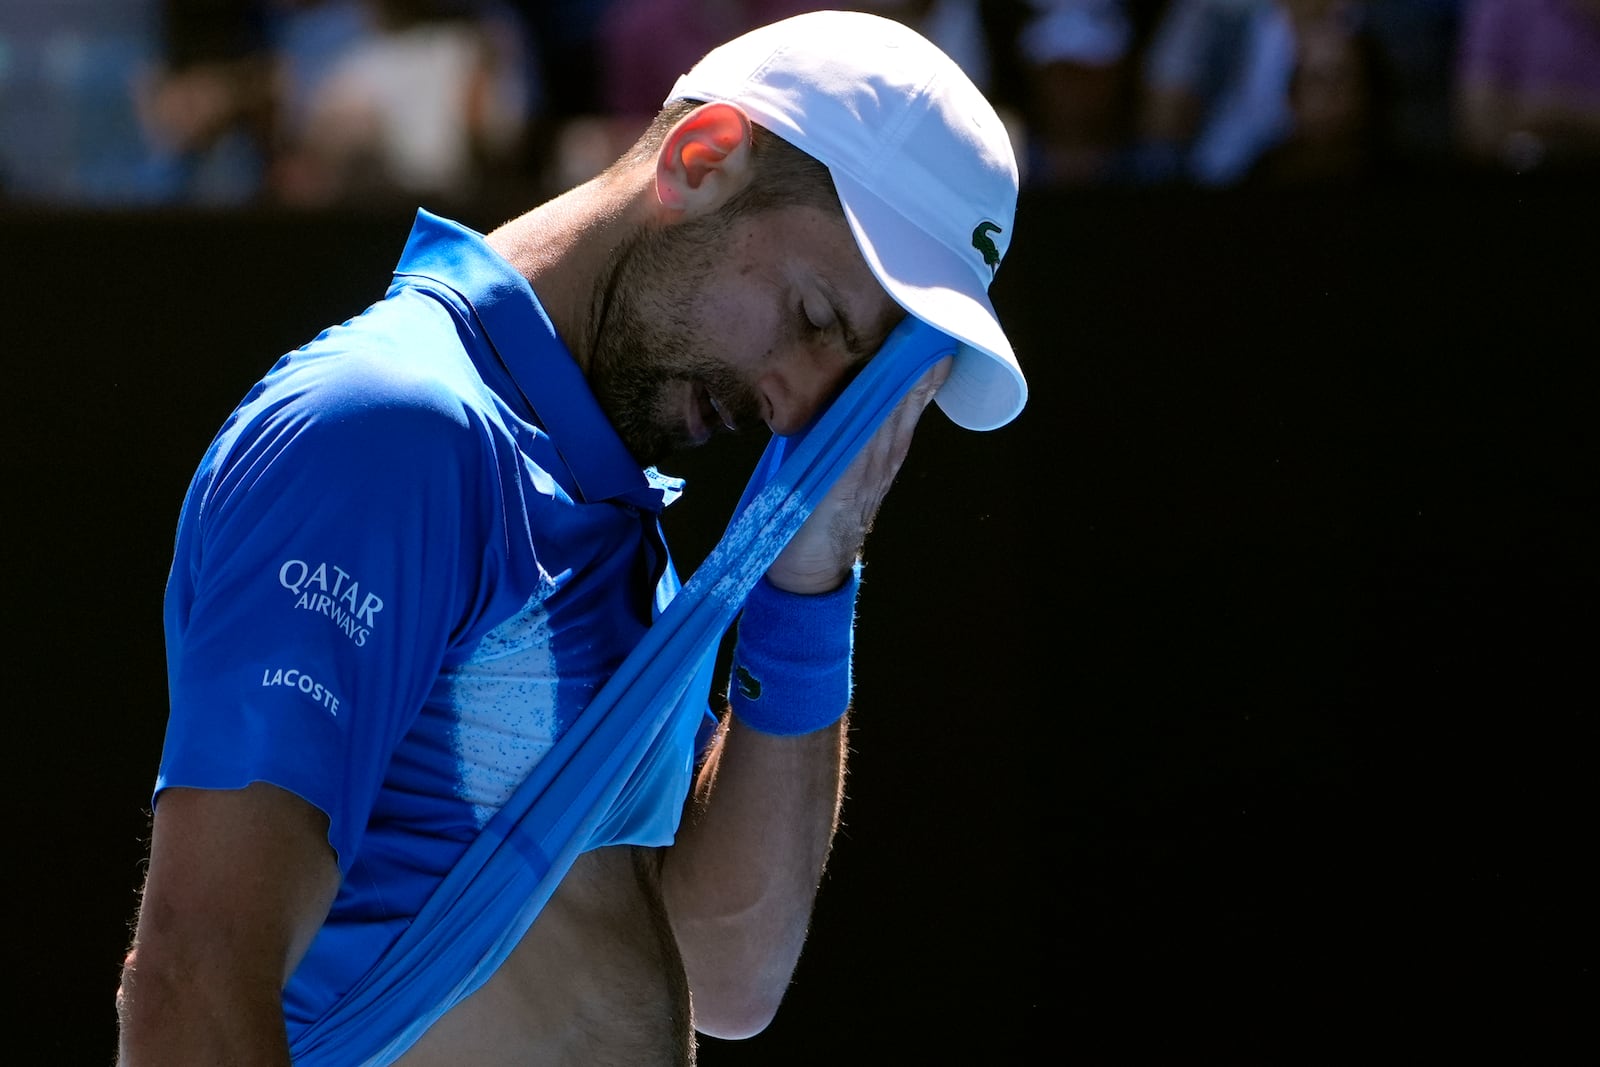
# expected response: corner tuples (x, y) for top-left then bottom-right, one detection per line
(729, 563), (860, 736)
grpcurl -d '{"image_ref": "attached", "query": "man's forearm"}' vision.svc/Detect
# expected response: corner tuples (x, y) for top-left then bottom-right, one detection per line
(661, 711), (847, 1039)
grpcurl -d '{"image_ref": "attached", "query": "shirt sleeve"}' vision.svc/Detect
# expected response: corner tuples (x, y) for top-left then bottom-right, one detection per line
(157, 356), (502, 871)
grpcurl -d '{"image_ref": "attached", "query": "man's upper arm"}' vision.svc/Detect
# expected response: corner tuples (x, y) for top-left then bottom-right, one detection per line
(119, 782), (340, 1064)
(143, 782), (340, 970)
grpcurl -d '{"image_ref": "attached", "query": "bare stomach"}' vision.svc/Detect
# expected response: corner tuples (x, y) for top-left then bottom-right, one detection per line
(393, 845), (695, 1066)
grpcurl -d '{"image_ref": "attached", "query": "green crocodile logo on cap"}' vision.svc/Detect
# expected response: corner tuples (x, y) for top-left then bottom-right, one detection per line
(972, 221), (1003, 276)
(735, 664), (762, 701)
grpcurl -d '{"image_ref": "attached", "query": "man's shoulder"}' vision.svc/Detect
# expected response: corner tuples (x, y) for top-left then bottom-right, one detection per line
(276, 289), (493, 423)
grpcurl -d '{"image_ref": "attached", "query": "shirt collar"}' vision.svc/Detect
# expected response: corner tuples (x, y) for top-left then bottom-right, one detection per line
(390, 209), (671, 511)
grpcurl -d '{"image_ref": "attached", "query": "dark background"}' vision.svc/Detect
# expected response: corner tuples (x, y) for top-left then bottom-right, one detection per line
(6, 176), (1592, 1061)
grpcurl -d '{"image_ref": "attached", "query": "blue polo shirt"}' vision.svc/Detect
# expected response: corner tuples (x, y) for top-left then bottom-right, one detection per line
(156, 210), (717, 1033)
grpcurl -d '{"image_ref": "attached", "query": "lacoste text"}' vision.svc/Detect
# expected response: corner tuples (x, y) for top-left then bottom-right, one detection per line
(261, 667), (341, 716)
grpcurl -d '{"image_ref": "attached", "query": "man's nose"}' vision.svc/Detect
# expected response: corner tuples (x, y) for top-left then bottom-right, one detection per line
(759, 346), (854, 436)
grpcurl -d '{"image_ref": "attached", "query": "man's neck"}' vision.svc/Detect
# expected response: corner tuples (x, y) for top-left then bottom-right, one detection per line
(486, 174), (645, 374)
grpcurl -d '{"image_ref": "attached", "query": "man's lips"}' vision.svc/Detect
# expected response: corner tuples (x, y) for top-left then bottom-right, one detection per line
(685, 383), (734, 445)
(707, 391), (738, 432)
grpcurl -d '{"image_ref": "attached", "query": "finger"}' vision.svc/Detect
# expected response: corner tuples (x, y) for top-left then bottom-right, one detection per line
(856, 354), (955, 479)
(767, 355), (955, 592)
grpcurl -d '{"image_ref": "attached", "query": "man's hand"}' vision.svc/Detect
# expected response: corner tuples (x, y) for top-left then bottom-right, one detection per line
(765, 355), (954, 594)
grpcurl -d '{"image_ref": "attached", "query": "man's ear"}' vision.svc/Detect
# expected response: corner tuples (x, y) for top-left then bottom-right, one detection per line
(655, 102), (754, 217)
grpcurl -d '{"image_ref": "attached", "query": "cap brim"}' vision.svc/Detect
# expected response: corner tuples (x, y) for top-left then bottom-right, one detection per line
(830, 170), (1027, 431)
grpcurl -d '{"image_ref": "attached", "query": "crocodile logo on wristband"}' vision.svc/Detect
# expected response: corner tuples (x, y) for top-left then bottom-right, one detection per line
(734, 663), (763, 701)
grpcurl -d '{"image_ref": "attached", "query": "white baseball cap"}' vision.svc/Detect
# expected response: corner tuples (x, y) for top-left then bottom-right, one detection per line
(665, 9), (1027, 432)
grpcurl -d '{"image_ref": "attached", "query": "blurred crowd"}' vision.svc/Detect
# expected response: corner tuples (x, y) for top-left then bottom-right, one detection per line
(2, 0), (1598, 211)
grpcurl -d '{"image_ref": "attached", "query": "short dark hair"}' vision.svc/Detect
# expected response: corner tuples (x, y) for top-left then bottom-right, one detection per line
(624, 98), (843, 218)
